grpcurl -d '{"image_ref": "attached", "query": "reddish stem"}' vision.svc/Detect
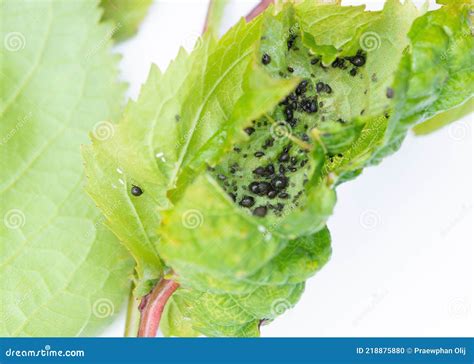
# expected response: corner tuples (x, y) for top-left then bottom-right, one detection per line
(137, 279), (180, 337)
(136, 0), (274, 339)
(245, 0), (274, 22)
(202, 0), (213, 34)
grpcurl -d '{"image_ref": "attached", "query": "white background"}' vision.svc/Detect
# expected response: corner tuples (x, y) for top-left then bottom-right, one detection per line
(103, 0), (473, 337)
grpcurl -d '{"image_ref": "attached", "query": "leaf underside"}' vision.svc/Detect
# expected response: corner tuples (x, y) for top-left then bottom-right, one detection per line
(0, 0), (133, 336)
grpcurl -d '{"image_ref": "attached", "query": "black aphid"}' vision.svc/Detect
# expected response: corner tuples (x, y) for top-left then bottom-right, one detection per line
(266, 164), (275, 175)
(278, 151), (290, 163)
(271, 176), (288, 190)
(254, 151), (265, 158)
(287, 66), (294, 73)
(253, 166), (266, 176)
(287, 34), (297, 50)
(256, 182), (271, 195)
(295, 80), (308, 95)
(311, 58), (319, 65)
(249, 182), (260, 194)
(131, 185), (143, 196)
(386, 87), (394, 99)
(262, 53), (271, 65)
(253, 206), (268, 217)
(331, 58), (345, 69)
(287, 118), (297, 127)
(240, 195), (255, 208)
(350, 68), (357, 77)
(245, 127), (255, 135)
(262, 137), (274, 149)
(301, 98), (318, 113)
(350, 55), (366, 67)
(267, 190), (277, 199)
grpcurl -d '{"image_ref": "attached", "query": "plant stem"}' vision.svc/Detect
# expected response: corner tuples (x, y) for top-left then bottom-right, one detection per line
(124, 284), (141, 337)
(137, 278), (180, 337)
(131, 0), (274, 339)
(202, 0), (229, 34)
(245, 0), (274, 22)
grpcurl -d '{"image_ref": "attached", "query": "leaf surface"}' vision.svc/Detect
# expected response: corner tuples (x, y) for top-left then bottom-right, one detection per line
(99, 0), (152, 41)
(83, 17), (298, 294)
(0, 0), (133, 336)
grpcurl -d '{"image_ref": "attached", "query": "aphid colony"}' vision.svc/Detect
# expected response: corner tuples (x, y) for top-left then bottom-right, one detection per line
(210, 28), (368, 218)
(131, 25), (368, 222)
(209, 130), (309, 218)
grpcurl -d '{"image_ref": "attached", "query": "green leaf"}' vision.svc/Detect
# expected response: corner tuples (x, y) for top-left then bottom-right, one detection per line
(99, 0), (152, 42)
(160, 174), (286, 279)
(385, 1), (474, 144)
(413, 97), (473, 136)
(160, 295), (199, 337)
(83, 17), (299, 294)
(171, 282), (304, 337)
(0, 0), (133, 336)
(296, 1), (380, 65)
(160, 186), (331, 337)
(164, 226), (331, 296)
(327, 1), (472, 179)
